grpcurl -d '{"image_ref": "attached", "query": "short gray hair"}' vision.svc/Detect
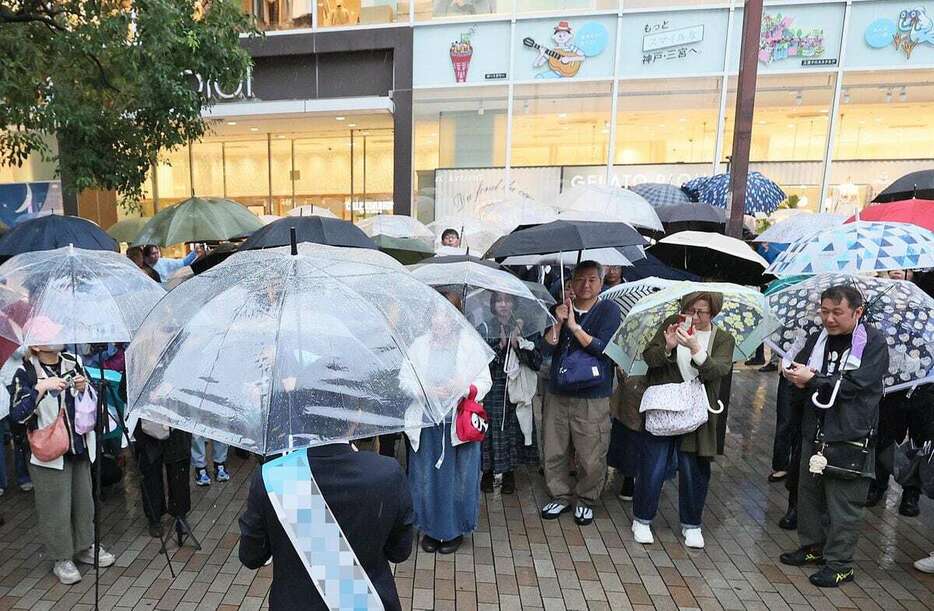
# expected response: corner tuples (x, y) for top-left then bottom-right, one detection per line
(573, 260), (604, 280)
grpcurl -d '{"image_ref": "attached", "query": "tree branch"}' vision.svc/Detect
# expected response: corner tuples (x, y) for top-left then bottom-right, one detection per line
(0, 3), (67, 30)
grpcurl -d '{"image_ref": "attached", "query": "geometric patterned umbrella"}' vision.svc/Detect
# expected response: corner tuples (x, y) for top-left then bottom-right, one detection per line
(629, 183), (693, 207)
(685, 172), (786, 215)
(754, 212), (846, 244)
(606, 281), (779, 375)
(766, 272), (934, 392)
(766, 221), (934, 277)
(598, 277), (674, 319)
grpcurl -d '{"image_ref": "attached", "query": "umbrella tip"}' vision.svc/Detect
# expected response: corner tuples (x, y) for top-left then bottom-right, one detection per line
(290, 227), (298, 256)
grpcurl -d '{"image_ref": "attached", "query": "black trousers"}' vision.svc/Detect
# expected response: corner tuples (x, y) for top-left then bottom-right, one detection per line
(772, 375), (803, 472)
(137, 448), (191, 525)
(873, 390), (934, 492)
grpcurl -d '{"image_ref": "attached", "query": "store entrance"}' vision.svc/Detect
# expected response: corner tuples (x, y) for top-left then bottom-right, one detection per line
(146, 110), (394, 221)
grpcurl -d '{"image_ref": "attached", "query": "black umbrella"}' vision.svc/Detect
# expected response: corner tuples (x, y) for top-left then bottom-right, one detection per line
(238, 216), (377, 251)
(622, 253), (700, 282)
(650, 240), (767, 285)
(873, 170), (934, 203)
(0, 214), (117, 258)
(191, 242), (240, 274)
(484, 220), (647, 259)
(655, 203), (726, 225)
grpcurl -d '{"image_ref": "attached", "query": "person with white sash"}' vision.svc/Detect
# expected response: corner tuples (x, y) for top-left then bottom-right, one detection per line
(779, 284), (888, 588)
(239, 442), (414, 610)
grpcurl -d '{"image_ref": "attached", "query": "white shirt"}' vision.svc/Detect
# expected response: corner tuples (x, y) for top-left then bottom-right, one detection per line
(676, 329), (711, 383)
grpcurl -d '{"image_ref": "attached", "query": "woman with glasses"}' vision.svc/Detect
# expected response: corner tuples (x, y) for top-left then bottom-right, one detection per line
(630, 292), (734, 550)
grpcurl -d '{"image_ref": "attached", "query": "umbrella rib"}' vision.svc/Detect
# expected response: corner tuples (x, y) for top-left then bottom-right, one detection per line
(264, 260), (294, 455)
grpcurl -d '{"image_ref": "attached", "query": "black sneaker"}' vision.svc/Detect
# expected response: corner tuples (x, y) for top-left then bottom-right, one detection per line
(758, 362), (778, 372)
(899, 488), (921, 517)
(778, 507), (797, 530)
(618, 477), (634, 502)
(780, 546), (825, 566)
(501, 471), (515, 495)
(865, 484), (886, 507)
(480, 471), (494, 493)
(809, 566), (854, 588)
(420, 535), (440, 553)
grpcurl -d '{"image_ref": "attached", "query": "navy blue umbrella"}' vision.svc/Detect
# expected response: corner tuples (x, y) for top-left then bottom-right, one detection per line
(0, 214), (117, 259)
(686, 172), (786, 215)
(629, 183), (693, 207)
(621, 253), (700, 282)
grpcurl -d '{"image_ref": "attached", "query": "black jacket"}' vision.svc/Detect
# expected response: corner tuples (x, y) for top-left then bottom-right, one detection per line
(793, 324), (889, 444)
(238, 444), (414, 611)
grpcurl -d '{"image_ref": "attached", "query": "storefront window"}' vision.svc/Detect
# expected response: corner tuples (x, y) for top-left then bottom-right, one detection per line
(624, 0), (731, 8)
(154, 145), (192, 208)
(511, 80), (613, 168)
(292, 136), (352, 217)
(318, 0), (406, 27)
(827, 70), (934, 213)
(190, 142), (225, 198)
(414, 0), (512, 22)
(614, 77), (720, 166)
(515, 0), (616, 16)
(722, 73), (835, 212)
(249, 0), (314, 30)
(413, 86), (508, 221)
(351, 130), (394, 219)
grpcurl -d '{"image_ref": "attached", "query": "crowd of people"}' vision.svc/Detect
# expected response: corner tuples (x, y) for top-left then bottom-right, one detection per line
(1, 230), (932, 610)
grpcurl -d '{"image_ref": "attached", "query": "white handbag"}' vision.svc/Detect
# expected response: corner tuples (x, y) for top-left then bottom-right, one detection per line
(141, 419), (171, 441)
(639, 379), (714, 437)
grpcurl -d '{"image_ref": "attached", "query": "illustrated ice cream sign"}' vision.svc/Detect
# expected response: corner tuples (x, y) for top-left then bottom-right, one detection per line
(865, 7), (934, 60)
(759, 13), (829, 65)
(450, 27), (476, 83)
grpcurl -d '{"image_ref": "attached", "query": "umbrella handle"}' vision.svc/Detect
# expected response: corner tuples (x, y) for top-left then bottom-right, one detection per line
(708, 399), (724, 415)
(811, 379), (841, 410)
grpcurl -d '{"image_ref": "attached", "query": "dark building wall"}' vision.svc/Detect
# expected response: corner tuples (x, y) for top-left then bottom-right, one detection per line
(241, 29), (413, 215)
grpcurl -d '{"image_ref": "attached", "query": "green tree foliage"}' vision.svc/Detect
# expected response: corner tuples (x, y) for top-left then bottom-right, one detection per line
(0, 0), (255, 206)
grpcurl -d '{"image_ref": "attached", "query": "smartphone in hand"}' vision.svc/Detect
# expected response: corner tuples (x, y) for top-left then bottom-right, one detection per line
(677, 314), (695, 336)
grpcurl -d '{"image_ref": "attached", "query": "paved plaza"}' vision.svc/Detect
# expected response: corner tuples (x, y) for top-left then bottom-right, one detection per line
(0, 368), (932, 611)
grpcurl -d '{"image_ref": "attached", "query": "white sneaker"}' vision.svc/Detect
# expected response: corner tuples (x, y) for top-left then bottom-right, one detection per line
(75, 545), (115, 568)
(541, 500), (570, 520)
(683, 527), (705, 549)
(53, 560), (81, 585)
(631, 521), (654, 544)
(914, 552), (934, 574)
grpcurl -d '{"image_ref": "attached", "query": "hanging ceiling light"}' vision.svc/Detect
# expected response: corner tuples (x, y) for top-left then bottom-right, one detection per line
(899, 86), (908, 102)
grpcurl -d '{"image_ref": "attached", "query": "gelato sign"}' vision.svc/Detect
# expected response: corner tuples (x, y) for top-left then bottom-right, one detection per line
(450, 27), (475, 83)
(759, 13), (832, 65)
(865, 7), (934, 60)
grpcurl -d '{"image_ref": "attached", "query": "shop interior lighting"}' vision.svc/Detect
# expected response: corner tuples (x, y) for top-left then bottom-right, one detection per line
(348, 123), (357, 127)
(478, 101), (485, 116)
(336, 116), (346, 121)
(226, 121), (237, 126)
(843, 89), (850, 104)
(249, 127), (259, 132)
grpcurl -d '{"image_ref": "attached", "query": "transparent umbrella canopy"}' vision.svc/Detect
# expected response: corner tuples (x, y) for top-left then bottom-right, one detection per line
(0, 246), (165, 345)
(408, 255), (555, 338)
(125, 243), (494, 455)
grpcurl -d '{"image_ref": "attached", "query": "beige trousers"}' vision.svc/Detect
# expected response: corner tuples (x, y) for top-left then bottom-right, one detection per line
(542, 392), (611, 506)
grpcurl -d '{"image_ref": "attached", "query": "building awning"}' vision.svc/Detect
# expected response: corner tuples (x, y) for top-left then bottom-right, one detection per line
(202, 96), (394, 119)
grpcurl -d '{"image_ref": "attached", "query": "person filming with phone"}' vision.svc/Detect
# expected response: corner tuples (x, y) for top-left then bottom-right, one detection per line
(778, 285), (888, 588)
(630, 292), (733, 549)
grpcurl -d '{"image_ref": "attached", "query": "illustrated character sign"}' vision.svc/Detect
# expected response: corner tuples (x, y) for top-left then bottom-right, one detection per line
(865, 6), (934, 60)
(522, 20), (609, 79)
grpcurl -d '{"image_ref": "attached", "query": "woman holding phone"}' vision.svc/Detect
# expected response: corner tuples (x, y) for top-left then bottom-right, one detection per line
(631, 292), (734, 549)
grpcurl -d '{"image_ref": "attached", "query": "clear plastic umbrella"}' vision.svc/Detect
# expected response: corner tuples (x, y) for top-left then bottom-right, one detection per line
(125, 243), (494, 455)
(357, 214), (435, 242)
(0, 246), (165, 345)
(753, 212), (846, 244)
(554, 184), (664, 232)
(428, 216), (504, 255)
(288, 205), (339, 219)
(477, 196), (557, 232)
(408, 255), (555, 338)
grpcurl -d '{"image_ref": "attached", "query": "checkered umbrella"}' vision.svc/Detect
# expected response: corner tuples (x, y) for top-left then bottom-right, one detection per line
(754, 213), (846, 244)
(766, 273), (934, 392)
(681, 176), (710, 201)
(629, 183), (693, 207)
(684, 172), (786, 215)
(606, 281), (779, 376)
(599, 277), (674, 319)
(766, 221), (934, 277)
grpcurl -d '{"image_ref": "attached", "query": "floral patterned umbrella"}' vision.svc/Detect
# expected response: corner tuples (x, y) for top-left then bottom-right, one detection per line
(605, 281), (779, 376)
(766, 273), (934, 393)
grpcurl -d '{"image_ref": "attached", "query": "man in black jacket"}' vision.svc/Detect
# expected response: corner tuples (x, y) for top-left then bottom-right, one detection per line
(239, 443), (414, 610)
(779, 285), (888, 588)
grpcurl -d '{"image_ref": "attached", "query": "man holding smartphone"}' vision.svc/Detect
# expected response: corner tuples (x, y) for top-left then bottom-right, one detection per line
(778, 285), (888, 588)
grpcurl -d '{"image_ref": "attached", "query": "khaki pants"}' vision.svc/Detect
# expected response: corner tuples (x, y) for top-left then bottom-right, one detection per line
(543, 392), (611, 506)
(28, 457), (95, 561)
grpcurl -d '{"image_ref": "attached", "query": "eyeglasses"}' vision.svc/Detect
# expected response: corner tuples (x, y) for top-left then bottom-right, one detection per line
(684, 309), (711, 317)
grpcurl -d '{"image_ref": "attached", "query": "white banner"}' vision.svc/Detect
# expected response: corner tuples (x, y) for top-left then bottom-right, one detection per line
(434, 167), (561, 218)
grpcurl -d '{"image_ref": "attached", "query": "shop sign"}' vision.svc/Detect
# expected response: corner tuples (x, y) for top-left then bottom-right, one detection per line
(759, 12), (833, 67)
(434, 167), (561, 218)
(186, 69), (254, 101)
(620, 9), (728, 76)
(515, 16), (616, 81)
(414, 22), (511, 86)
(730, 3), (844, 73)
(845, 1), (934, 67)
(864, 6), (934, 60)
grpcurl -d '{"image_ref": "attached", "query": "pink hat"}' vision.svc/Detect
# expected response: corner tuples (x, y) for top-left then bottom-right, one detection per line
(554, 20), (572, 34)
